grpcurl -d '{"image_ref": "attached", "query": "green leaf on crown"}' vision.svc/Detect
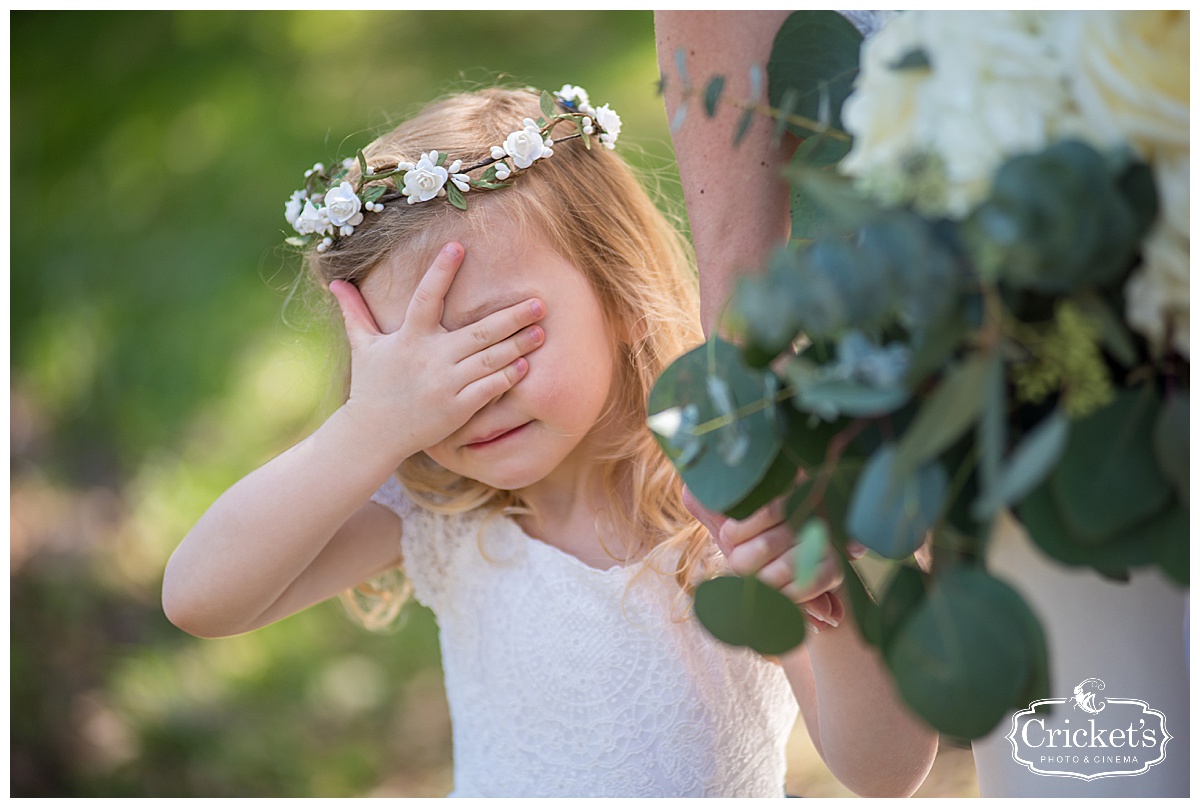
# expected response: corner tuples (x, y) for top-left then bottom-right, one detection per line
(361, 185), (387, 204)
(886, 566), (1040, 740)
(540, 90), (556, 119)
(694, 575), (807, 655)
(446, 182), (467, 211)
(648, 337), (788, 516)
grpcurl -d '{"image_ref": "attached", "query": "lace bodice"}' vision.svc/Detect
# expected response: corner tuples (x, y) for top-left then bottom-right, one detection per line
(371, 476), (799, 798)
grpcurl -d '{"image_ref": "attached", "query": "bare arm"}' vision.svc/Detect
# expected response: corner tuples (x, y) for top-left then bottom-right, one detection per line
(655, 10), (796, 335)
(780, 594), (939, 797)
(163, 243), (545, 638)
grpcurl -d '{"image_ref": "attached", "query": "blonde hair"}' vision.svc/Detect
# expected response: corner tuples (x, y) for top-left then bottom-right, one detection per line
(306, 86), (714, 628)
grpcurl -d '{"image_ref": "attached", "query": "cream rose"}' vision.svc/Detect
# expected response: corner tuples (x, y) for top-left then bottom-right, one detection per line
(322, 181), (364, 228)
(1124, 153), (1190, 358)
(401, 153), (449, 204)
(503, 124), (551, 169)
(841, 11), (1081, 218)
(1064, 10), (1189, 162)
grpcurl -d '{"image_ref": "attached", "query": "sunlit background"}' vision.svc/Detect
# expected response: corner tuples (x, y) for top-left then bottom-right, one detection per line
(10, 10), (976, 797)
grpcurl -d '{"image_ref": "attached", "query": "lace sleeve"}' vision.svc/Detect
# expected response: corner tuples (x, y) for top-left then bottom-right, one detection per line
(369, 475), (462, 615)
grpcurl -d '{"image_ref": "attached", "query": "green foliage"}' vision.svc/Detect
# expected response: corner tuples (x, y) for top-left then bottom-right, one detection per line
(693, 576), (809, 655)
(653, 9), (1187, 742)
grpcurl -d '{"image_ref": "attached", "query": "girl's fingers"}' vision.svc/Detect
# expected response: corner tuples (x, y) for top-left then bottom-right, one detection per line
(725, 523), (795, 577)
(329, 280), (382, 349)
(682, 485), (731, 555)
(405, 242), (466, 330)
(453, 297), (546, 357)
(778, 550), (844, 604)
(456, 357), (530, 410)
(456, 324), (544, 388)
(718, 494), (788, 549)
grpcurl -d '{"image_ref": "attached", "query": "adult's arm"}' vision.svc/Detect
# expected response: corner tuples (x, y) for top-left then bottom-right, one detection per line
(655, 11), (796, 335)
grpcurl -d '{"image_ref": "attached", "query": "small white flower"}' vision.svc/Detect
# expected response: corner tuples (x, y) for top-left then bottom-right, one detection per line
(343, 157), (356, 171)
(582, 116), (592, 128)
(503, 123), (552, 169)
(284, 190), (307, 228)
(544, 137), (554, 148)
(323, 181), (364, 228)
(494, 162), (512, 180)
(647, 407), (685, 440)
(592, 104), (622, 149)
(451, 174), (471, 193)
(555, 84), (591, 111)
(401, 152), (450, 203)
(448, 159), (463, 174)
(490, 146), (506, 160)
(522, 118), (537, 129)
(296, 199), (331, 236)
(340, 225), (354, 237)
(396, 161), (415, 171)
(583, 124), (594, 135)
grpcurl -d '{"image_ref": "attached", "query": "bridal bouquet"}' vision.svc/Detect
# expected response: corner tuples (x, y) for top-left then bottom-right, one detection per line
(651, 10), (1188, 739)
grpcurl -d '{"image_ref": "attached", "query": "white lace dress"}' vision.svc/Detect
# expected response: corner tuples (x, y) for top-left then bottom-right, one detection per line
(371, 476), (799, 798)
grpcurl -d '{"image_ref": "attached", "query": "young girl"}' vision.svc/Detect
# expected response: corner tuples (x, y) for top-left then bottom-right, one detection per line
(163, 84), (937, 798)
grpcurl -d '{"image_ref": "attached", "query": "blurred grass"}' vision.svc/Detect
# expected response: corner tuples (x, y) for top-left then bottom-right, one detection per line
(11, 10), (978, 798)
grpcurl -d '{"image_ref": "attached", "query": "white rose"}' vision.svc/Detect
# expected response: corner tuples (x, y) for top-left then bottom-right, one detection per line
(401, 153), (449, 203)
(296, 198), (331, 236)
(503, 124), (551, 169)
(284, 190), (306, 228)
(556, 84), (591, 110)
(322, 181), (364, 228)
(1124, 153), (1190, 358)
(841, 11), (1080, 218)
(592, 103), (622, 148)
(1063, 10), (1188, 162)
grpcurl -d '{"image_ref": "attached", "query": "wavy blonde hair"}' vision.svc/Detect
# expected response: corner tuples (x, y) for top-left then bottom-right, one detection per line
(305, 86), (714, 628)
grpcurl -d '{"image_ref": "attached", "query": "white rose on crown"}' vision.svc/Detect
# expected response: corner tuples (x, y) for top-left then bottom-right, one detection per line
(284, 190), (307, 228)
(295, 198), (331, 236)
(592, 104), (622, 149)
(555, 84), (592, 113)
(503, 123), (552, 169)
(402, 151), (449, 204)
(323, 181), (364, 228)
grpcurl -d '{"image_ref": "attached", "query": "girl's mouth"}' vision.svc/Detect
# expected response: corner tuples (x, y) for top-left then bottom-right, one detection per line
(465, 422), (531, 449)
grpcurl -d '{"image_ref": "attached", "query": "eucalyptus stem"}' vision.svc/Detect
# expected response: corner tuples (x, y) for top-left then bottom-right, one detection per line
(678, 83), (851, 143)
(690, 384), (796, 436)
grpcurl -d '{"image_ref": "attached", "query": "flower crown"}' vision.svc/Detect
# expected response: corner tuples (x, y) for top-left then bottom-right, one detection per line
(284, 84), (621, 252)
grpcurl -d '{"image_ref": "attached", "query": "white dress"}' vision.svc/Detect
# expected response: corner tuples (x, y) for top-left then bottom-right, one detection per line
(371, 476), (799, 798)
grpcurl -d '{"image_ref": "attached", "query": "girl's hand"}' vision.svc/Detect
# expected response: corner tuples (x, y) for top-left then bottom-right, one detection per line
(328, 242), (546, 460)
(682, 485), (867, 633)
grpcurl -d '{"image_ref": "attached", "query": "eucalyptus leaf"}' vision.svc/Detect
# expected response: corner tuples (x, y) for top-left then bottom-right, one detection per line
(895, 354), (991, 478)
(1147, 504), (1189, 587)
(976, 352), (1007, 504)
(648, 338), (786, 515)
(1153, 389), (1188, 505)
(768, 10), (863, 137)
(878, 564), (926, 655)
(791, 376), (909, 419)
(733, 107), (756, 148)
(846, 445), (948, 559)
(1019, 481), (1157, 575)
(703, 75), (725, 118)
(838, 553), (882, 648)
(1051, 385), (1171, 543)
(794, 518), (830, 590)
(974, 409), (1069, 521)
(886, 566), (1036, 740)
(693, 575), (807, 655)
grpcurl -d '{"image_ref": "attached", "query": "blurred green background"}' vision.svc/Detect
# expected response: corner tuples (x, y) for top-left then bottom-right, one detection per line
(10, 10), (678, 797)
